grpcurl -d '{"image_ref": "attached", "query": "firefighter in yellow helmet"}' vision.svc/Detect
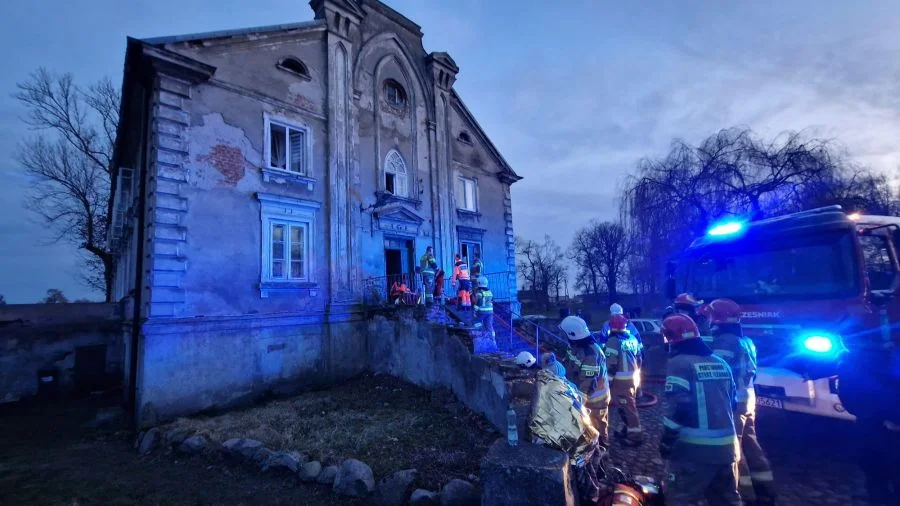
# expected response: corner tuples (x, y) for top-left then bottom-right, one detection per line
(560, 315), (611, 448)
(660, 313), (741, 506)
(707, 298), (776, 505)
(419, 246), (438, 305)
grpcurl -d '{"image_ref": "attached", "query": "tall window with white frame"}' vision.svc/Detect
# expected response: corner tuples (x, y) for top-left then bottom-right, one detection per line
(384, 150), (409, 197)
(456, 176), (477, 212)
(266, 115), (311, 176)
(257, 194), (320, 296)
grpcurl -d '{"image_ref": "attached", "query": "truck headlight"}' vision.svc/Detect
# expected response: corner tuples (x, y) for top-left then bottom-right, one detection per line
(797, 331), (845, 358)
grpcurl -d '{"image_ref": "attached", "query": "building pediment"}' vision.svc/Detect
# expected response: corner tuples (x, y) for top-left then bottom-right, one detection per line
(375, 203), (424, 237)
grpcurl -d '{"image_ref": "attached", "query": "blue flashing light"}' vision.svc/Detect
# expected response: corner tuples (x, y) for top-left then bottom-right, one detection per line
(707, 221), (744, 237)
(802, 335), (834, 354)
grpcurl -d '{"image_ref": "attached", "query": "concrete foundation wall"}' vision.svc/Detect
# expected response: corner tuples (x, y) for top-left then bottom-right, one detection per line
(367, 311), (511, 433)
(0, 303), (124, 403)
(136, 312), (368, 426)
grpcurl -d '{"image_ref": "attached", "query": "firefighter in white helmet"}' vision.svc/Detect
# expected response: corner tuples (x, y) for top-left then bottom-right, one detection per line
(600, 303), (643, 346)
(560, 315), (611, 448)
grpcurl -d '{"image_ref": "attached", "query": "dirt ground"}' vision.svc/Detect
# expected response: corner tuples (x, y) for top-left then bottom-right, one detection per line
(0, 374), (497, 506)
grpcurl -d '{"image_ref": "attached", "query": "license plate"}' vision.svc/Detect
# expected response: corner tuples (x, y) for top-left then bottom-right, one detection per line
(757, 397), (783, 409)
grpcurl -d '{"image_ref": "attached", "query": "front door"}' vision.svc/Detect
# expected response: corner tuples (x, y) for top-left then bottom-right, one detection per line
(384, 237), (415, 291)
(460, 241), (481, 266)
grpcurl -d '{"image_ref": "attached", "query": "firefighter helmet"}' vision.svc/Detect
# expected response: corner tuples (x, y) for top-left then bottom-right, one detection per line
(610, 303), (624, 315)
(674, 293), (704, 308)
(707, 298), (741, 325)
(609, 314), (629, 332)
(662, 314), (701, 344)
(560, 316), (592, 341)
(477, 276), (489, 288)
(515, 351), (537, 368)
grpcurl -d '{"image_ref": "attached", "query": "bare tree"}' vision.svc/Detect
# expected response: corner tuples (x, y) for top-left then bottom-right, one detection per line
(517, 235), (566, 309)
(14, 69), (120, 301)
(569, 221), (632, 304)
(42, 289), (69, 304)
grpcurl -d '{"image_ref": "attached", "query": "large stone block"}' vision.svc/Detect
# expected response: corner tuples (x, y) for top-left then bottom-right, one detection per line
(480, 439), (576, 506)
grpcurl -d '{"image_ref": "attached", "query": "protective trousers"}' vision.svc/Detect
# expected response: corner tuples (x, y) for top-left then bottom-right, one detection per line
(421, 272), (435, 304)
(478, 312), (495, 338)
(611, 379), (643, 442)
(665, 460), (741, 506)
(587, 399), (610, 448)
(735, 403), (776, 504)
(457, 280), (472, 309)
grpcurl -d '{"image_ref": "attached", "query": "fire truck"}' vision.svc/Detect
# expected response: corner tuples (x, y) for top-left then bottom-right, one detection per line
(669, 205), (900, 420)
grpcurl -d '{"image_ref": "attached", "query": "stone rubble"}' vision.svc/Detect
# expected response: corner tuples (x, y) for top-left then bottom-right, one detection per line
(315, 465), (339, 485)
(179, 435), (208, 454)
(263, 451), (308, 474)
(333, 458), (376, 497)
(138, 428), (161, 455)
(374, 468), (418, 506)
(298, 460), (322, 482)
(439, 478), (478, 506)
(410, 488), (440, 506)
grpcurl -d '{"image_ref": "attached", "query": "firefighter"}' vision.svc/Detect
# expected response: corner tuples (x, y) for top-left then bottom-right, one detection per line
(472, 252), (484, 278)
(560, 315), (611, 448)
(451, 254), (472, 312)
(601, 303), (643, 346)
(605, 314), (644, 445)
(674, 293), (711, 337)
(473, 276), (495, 339)
(660, 313), (741, 506)
(707, 298), (776, 505)
(419, 246), (438, 305)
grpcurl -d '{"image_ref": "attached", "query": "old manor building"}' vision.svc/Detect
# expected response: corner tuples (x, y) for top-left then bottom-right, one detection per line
(109, 0), (521, 424)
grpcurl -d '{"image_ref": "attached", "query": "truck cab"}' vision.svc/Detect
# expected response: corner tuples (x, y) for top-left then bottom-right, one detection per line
(672, 206), (900, 420)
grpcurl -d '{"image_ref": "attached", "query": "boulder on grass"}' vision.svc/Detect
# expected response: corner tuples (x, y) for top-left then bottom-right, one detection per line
(222, 438), (270, 464)
(179, 435), (208, 454)
(316, 465), (339, 485)
(165, 428), (192, 446)
(333, 458), (375, 497)
(299, 460), (322, 482)
(410, 489), (440, 506)
(138, 428), (161, 455)
(440, 479), (478, 506)
(263, 451), (308, 474)
(375, 469), (419, 506)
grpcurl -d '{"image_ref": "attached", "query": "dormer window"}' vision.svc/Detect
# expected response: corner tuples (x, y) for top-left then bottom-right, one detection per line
(458, 131), (472, 144)
(277, 57), (311, 80)
(384, 80), (407, 108)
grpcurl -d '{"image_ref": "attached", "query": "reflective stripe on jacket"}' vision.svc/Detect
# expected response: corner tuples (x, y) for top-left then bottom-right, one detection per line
(663, 352), (739, 464)
(419, 254), (437, 274)
(452, 262), (470, 282)
(474, 289), (494, 312)
(712, 331), (758, 404)
(606, 333), (641, 383)
(565, 343), (610, 408)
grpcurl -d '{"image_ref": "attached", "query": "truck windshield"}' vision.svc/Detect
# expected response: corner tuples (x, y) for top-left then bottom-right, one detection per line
(684, 231), (859, 301)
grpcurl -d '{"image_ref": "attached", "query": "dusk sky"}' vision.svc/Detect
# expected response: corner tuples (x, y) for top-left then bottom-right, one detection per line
(1, 0), (899, 302)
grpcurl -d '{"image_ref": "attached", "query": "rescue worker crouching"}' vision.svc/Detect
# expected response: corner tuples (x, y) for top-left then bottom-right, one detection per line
(708, 298), (776, 505)
(419, 246), (438, 305)
(473, 276), (495, 340)
(560, 315), (611, 449)
(660, 314), (741, 506)
(606, 314), (644, 445)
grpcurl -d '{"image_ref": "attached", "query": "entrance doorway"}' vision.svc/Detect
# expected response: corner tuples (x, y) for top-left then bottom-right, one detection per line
(384, 237), (415, 291)
(460, 241), (481, 266)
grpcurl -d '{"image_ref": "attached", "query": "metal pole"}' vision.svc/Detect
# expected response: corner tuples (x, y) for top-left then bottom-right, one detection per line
(536, 326), (540, 359)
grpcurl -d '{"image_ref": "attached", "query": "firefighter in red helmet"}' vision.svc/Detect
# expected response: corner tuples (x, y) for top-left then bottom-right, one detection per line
(606, 314), (644, 445)
(660, 313), (741, 506)
(708, 299), (776, 505)
(674, 293), (712, 339)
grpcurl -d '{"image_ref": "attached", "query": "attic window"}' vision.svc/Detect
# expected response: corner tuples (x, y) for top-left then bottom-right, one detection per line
(277, 58), (311, 80)
(384, 80), (407, 108)
(458, 131), (472, 144)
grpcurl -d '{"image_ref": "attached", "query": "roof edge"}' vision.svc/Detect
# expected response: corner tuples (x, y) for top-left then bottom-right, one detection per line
(141, 19), (325, 46)
(450, 90), (521, 183)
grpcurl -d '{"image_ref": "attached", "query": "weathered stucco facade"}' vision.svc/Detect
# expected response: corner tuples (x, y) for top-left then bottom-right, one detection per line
(109, 0), (520, 425)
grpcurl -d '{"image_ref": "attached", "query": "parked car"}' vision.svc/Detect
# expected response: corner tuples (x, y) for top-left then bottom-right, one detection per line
(630, 318), (664, 348)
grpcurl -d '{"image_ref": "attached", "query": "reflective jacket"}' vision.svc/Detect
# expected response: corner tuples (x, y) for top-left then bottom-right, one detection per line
(605, 332), (641, 384)
(600, 320), (643, 345)
(472, 259), (484, 277)
(419, 254), (437, 274)
(474, 288), (493, 312)
(662, 340), (739, 464)
(565, 342), (610, 409)
(711, 330), (757, 404)
(452, 261), (470, 282)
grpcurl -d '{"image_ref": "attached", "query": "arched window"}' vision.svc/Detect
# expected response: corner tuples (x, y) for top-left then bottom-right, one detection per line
(384, 150), (408, 197)
(383, 79), (407, 108)
(277, 57), (311, 80)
